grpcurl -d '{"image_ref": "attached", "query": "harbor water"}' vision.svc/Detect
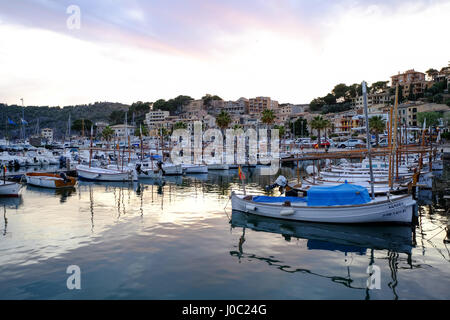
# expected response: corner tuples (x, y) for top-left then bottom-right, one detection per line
(0, 165), (449, 299)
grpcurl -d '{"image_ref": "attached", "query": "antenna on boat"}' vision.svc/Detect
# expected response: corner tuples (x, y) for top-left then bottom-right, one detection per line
(362, 81), (375, 199)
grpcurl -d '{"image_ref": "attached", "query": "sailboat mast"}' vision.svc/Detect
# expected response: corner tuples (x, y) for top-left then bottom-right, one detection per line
(362, 81), (375, 199)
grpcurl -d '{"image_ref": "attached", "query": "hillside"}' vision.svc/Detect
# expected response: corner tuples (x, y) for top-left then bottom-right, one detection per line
(0, 102), (130, 139)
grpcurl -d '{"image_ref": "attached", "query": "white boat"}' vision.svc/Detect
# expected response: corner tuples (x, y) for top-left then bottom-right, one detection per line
(137, 162), (184, 176)
(231, 183), (416, 224)
(25, 172), (77, 189)
(0, 181), (22, 197)
(181, 164), (208, 174)
(76, 165), (138, 182)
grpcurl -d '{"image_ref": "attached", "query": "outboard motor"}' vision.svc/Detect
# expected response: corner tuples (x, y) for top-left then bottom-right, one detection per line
(156, 161), (166, 175)
(59, 172), (70, 183)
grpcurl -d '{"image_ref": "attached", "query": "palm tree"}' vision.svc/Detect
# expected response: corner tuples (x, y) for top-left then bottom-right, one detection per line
(261, 109), (276, 128)
(102, 125), (114, 141)
(369, 116), (386, 147)
(310, 116), (328, 148)
(216, 110), (232, 132)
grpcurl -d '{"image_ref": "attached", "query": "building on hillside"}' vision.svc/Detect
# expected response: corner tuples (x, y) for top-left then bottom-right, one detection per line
(95, 122), (109, 136)
(145, 110), (170, 129)
(391, 69), (427, 97)
(182, 100), (206, 119)
(352, 91), (391, 108)
(398, 102), (450, 127)
(41, 128), (53, 143)
(111, 124), (136, 138)
(248, 97), (278, 115)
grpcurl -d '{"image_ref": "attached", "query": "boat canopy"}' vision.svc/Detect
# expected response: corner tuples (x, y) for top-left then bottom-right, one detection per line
(307, 183), (371, 206)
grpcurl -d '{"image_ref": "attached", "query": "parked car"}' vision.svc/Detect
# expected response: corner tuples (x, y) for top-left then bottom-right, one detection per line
(338, 139), (365, 148)
(371, 138), (388, 147)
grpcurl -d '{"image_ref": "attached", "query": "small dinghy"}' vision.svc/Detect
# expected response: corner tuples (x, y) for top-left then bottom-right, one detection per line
(0, 180), (22, 197)
(25, 172), (77, 189)
(231, 183), (416, 224)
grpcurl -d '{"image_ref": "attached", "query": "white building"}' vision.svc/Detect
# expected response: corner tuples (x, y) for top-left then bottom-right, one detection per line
(145, 110), (170, 128)
(41, 128), (53, 143)
(111, 124), (136, 138)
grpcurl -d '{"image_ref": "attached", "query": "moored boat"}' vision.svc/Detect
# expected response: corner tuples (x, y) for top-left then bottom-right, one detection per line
(25, 172), (76, 189)
(76, 165), (138, 182)
(231, 183), (416, 224)
(0, 180), (22, 197)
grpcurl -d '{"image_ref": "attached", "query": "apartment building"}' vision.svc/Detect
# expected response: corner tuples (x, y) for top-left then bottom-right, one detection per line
(248, 97), (278, 115)
(398, 102), (449, 127)
(391, 69), (427, 97)
(145, 110), (170, 129)
(111, 124), (136, 137)
(40, 128), (53, 143)
(352, 91), (391, 108)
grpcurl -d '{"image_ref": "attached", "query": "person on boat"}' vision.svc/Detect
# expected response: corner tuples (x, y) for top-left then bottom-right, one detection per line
(265, 175), (298, 197)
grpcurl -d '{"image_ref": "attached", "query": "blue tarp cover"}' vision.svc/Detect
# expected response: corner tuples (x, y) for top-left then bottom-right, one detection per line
(252, 196), (307, 203)
(307, 183), (371, 207)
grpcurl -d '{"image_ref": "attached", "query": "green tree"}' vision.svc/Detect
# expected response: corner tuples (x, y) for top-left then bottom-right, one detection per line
(102, 125), (114, 141)
(173, 121), (187, 130)
(369, 116), (386, 146)
(261, 109), (276, 127)
(310, 116), (328, 148)
(332, 84), (348, 100)
(134, 124), (149, 137)
(309, 97), (325, 111)
(417, 111), (441, 127)
(426, 68), (439, 79)
(71, 119), (93, 134)
(216, 110), (232, 131)
(289, 117), (308, 137)
(202, 94), (222, 107)
(109, 110), (126, 125)
(273, 125), (285, 139)
(323, 93), (337, 105)
(370, 81), (389, 93)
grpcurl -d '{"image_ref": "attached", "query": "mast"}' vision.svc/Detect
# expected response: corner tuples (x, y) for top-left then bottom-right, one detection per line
(389, 84), (399, 190)
(89, 125), (93, 168)
(362, 81), (375, 199)
(20, 98), (24, 141)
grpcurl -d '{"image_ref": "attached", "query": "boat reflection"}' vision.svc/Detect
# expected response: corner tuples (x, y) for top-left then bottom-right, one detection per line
(230, 211), (414, 254)
(229, 210), (415, 299)
(0, 196), (23, 209)
(25, 185), (76, 203)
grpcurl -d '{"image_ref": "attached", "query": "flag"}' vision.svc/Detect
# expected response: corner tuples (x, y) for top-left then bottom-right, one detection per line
(8, 118), (16, 125)
(21, 118), (28, 125)
(238, 166), (245, 180)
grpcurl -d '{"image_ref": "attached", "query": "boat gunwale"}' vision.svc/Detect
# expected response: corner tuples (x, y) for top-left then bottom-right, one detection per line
(231, 192), (412, 209)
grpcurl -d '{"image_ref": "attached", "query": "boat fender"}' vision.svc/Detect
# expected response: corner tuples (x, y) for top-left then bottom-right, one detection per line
(245, 204), (257, 212)
(280, 209), (294, 216)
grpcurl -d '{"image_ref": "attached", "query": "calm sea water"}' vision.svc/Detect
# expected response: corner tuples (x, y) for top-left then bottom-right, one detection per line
(0, 165), (449, 300)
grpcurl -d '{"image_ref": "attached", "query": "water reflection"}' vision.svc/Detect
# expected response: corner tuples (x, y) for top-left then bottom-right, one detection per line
(25, 185), (76, 203)
(230, 210), (415, 299)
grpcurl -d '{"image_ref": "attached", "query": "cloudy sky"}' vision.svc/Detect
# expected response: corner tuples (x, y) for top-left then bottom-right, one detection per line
(0, 0), (449, 106)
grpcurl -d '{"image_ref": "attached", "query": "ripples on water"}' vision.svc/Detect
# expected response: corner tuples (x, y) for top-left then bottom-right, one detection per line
(0, 166), (449, 299)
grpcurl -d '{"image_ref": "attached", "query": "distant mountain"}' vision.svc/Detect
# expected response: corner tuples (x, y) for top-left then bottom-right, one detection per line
(0, 102), (130, 139)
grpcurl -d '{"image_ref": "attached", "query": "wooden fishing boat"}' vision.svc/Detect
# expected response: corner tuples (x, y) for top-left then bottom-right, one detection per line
(0, 180), (22, 197)
(231, 183), (416, 224)
(25, 172), (76, 189)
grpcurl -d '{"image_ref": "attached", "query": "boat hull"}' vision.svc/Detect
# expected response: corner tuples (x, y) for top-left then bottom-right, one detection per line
(25, 173), (76, 189)
(231, 193), (415, 224)
(0, 181), (22, 197)
(76, 165), (137, 182)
